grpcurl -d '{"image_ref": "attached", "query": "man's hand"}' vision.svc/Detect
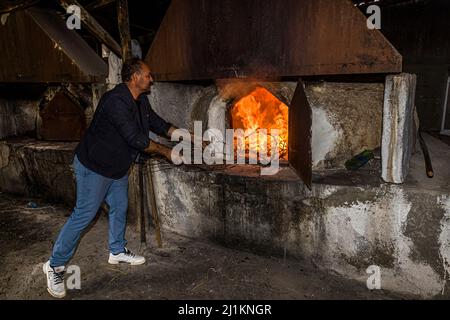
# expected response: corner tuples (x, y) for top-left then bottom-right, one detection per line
(144, 140), (173, 162)
(167, 126), (176, 137)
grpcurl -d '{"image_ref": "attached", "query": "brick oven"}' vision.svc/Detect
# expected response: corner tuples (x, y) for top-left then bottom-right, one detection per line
(127, 1), (424, 294)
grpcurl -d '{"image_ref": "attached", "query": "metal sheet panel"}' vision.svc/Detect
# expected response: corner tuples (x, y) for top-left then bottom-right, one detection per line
(288, 79), (312, 189)
(0, 7), (107, 82)
(146, 0), (402, 81)
(40, 92), (86, 141)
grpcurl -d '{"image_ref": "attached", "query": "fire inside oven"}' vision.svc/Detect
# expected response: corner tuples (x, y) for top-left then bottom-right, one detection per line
(229, 87), (289, 161)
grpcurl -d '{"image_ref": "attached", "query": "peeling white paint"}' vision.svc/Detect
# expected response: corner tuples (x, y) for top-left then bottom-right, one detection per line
(148, 82), (215, 131)
(106, 51), (122, 90)
(312, 185), (340, 199)
(151, 163), (208, 237)
(381, 73), (416, 183)
(311, 107), (339, 167)
(384, 187), (441, 297)
(438, 195), (450, 294)
(319, 186), (442, 297)
(207, 96), (227, 138)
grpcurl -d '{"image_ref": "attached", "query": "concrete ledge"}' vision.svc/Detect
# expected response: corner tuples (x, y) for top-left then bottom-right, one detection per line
(0, 139), (76, 204)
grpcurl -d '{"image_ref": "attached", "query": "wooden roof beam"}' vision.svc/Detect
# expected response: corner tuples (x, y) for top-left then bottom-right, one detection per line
(58, 0), (122, 57)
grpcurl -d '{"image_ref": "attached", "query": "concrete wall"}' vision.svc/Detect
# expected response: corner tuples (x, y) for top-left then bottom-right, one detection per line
(380, 1), (450, 130)
(0, 99), (38, 139)
(148, 82), (218, 132)
(0, 85), (98, 142)
(149, 157), (450, 298)
(0, 140), (76, 204)
(405, 64), (448, 131)
(306, 82), (383, 168)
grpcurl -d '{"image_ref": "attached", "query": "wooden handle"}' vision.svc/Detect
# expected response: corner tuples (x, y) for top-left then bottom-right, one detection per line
(418, 130), (434, 179)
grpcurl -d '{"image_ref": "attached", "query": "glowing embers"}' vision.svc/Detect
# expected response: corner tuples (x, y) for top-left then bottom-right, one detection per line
(230, 87), (289, 160)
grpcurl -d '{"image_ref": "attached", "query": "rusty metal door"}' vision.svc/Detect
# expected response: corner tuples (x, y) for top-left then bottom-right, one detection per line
(289, 79), (312, 189)
(40, 91), (86, 141)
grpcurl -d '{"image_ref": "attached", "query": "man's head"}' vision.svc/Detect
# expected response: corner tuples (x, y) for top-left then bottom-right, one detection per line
(121, 58), (154, 95)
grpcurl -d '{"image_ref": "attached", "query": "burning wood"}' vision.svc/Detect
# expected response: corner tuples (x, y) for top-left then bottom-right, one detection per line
(231, 87), (289, 160)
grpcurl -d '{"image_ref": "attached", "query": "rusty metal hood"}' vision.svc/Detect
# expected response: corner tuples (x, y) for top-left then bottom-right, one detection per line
(145, 0), (402, 81)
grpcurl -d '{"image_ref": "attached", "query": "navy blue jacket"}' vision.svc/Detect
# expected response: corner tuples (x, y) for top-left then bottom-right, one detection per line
(75, 83), (171, 179)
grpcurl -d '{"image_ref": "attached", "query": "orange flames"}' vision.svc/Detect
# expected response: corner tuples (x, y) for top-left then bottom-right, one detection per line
(231, 87), (289, 160)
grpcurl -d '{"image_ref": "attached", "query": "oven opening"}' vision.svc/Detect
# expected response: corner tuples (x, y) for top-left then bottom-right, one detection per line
(229, 86), (289, 162)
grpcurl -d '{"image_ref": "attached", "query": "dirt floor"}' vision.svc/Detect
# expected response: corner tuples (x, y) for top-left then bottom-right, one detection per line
(0, 192), (416, 300)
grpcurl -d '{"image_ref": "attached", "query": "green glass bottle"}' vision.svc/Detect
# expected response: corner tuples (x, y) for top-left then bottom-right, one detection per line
(345, 149), (374, 171)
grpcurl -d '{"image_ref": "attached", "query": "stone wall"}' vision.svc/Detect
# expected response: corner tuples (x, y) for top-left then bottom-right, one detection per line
(148, 82), (217, 132)
(149, 152), (450, 298)
(0, 140), (76, 205)
(0, 99), (39, 140)
(306, 82), (384, 168)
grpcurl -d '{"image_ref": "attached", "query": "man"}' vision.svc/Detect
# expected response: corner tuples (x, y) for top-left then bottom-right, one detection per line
(43, 58), (177, 298)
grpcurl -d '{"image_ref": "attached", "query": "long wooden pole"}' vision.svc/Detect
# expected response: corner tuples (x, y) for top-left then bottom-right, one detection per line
(145, 162), (162, 247)
(138, 163), (147, 244)
(116, 0), (132, 61)
(58, 0), (122, 57)
(418, 129), (434, 178)
(85, 0), (115, 11)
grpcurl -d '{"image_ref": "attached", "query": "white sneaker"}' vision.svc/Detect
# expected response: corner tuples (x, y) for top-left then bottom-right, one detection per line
(43, 261), (66, 298)
(108, 248), (146, 265)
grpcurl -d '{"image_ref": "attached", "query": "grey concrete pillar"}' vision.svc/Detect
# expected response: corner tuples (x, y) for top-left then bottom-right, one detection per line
(382, 73), (417, 183)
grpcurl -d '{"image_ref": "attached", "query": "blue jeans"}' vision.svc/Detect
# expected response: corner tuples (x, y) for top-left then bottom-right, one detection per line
(50, 155), (128, 267)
